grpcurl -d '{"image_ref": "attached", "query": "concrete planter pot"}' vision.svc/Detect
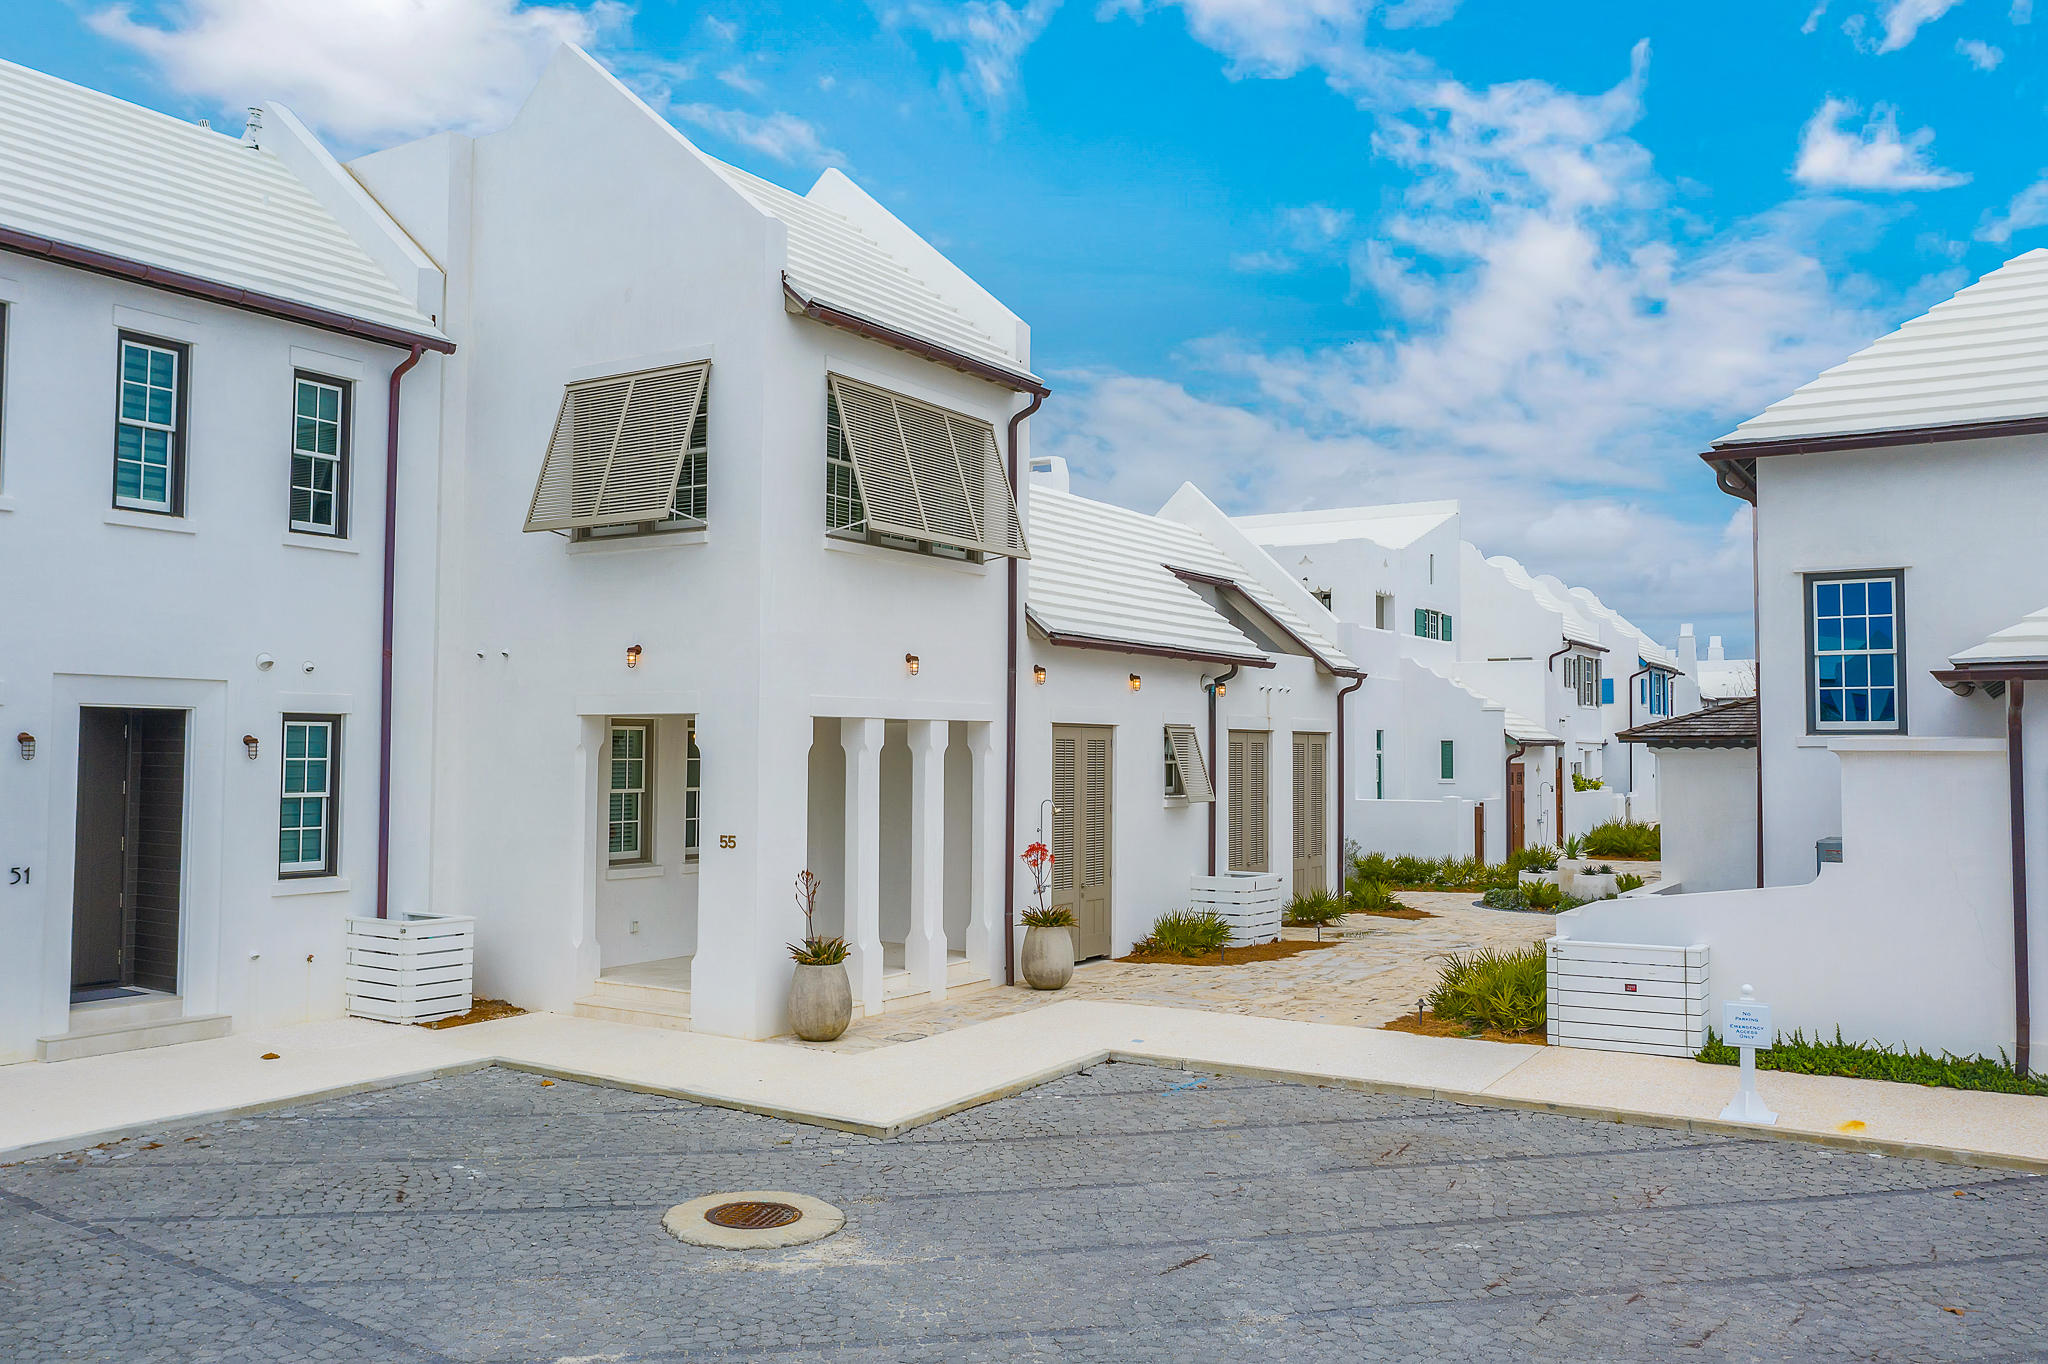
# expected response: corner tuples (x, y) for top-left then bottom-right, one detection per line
(1518, 870), (1561, 889)
(1556, 858), (1590, 893)
(787, 963), (852, 1042)
(1021, 924), (1075, 991)
(1575, 872), (1620, 900)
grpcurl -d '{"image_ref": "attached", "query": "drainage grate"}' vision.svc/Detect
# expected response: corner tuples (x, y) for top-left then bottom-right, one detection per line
(704, 1200), (803, 1230)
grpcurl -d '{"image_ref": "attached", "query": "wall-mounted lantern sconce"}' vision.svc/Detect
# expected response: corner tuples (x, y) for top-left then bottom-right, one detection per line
(626, 644), (643, 670)
(905, 653), (920, 676)
(1128, 673), (1142, 693)
(1033, 665), (1047, 686)
(16, 732), (34, 761)
(243, 735), (261, 761)
(1214, 681), (1227, 698)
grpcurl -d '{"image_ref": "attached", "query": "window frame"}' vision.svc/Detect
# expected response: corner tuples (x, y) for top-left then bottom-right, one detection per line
(1804, 569), (1906, 735)
(1439, 739), (1455, 782)
(684, 719), (701, 862)
(608, 720), (654, 865)
(289, 371), (352, 537)
(1374, 728), (1384, 799)
(1164, 729), (1187, 798)
(0, 301), (9, 491)
(278, 715), (340, 879)
(571, 374), (710, 542)
(112, 331), (190, 516)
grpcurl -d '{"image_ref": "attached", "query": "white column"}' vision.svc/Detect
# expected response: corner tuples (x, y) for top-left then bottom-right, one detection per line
(967, 721), (1001, 982)
(906, 719), (948, 1000)
(841, 717), (885, 1014)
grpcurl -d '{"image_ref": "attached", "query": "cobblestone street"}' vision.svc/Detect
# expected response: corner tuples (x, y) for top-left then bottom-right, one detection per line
(6, 1063), (2045, 1362)
(791, 892), (1570, 1053)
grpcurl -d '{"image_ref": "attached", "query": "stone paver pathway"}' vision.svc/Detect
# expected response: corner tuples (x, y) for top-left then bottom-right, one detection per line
(792, 890), (1579, 1054)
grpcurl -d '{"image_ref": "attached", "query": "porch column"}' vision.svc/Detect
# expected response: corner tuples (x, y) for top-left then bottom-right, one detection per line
(967, 721), (1001, 982)
(906, 719), (948, 1000)
(841, 717), (885, 1014)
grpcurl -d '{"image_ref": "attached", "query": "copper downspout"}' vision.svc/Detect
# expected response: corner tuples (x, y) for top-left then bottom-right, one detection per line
(2011, 680), (2031, 1076)
(375, 344), (427, 919)
(1002, 389), (1046, 985)
(1206, 665), (1241, 875)
(1334, 673), (1366, 876)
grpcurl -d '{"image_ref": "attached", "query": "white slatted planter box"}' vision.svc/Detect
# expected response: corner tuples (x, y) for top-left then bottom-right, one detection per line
(1190, 872), (1284, 945)
(344, 912), (475, 1024)
(1546, 938), (1707, 1057)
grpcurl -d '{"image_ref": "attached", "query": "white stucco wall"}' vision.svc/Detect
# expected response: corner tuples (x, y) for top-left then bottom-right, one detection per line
(1654, 747), (1757, 893)
(0, 257), (444, 1062)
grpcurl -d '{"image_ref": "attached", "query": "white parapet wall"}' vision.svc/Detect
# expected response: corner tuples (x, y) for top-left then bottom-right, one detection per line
(1553, 739), (2017, 1059)
(1546, 938), (1708, 1056)
(344, 912), (475, 1024)
(1191, 873), (1284, 945)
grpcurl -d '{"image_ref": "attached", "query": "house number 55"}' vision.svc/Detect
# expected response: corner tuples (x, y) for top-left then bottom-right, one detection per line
(717, 834), (736, 849)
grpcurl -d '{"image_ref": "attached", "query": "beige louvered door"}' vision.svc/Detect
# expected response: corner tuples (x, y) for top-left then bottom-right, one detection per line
(1292, 734), (1328, 893)
(1229, 731), (1268, 873)
(1051, 725), (1113, 961)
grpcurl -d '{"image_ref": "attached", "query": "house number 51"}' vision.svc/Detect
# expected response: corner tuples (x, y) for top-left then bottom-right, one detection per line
(8, 867), (28, 885)
(717, 834), (736, 849)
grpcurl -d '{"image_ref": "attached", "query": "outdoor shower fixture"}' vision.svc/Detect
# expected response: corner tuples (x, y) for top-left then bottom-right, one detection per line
(626, 644), (643, 669)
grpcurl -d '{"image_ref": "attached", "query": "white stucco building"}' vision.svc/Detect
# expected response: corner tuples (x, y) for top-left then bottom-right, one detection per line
(1563, 248), (2048, 1064)
(0, 59), (453, 1063)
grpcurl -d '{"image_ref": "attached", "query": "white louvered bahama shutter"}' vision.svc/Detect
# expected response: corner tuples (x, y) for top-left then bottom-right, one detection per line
(1165, 724), (1215, 803)
(525, 362), (710, 532)
(826, 374), (1028, 559)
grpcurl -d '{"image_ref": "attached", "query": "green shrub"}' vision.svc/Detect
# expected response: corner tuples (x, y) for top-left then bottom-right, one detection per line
(1523, 880), (1565, 912)
(1284, 889), (1346, 938)
(1507, 844), (1559, 874)
(1022, 905), (1076, 928)
(1582, 820), (1661, 859)
(1614, 872), (1646, 894)
(787, 936), (850, 966)
(1354, 851), (1398, 885)
(1479, 886), (1529, 911)
(1571, 772), (1604, 791)
(1697, 1028), (2048, 1096)
(1347, 879), (1404, 912)
(1388, 854), (1436, 887)
(1140, 910), (1234, 958)
(1427, 945), (1546, 1034)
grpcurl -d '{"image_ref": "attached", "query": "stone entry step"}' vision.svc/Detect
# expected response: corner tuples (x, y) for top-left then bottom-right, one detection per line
(38, 1010), (233, 1062)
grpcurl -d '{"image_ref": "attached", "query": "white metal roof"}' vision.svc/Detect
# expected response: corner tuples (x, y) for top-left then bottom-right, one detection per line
(1236, 500), (1459, 551)
(712, 161), (1028, 377)
(1565, 586), (1676, 669)
(1950, 605), (2048, 667)
(1027, 486), (1355, 670)
(1483, 554), (1604, 649)
(0, 58), (440, 338)
(1719, 248), (2048, 447)
(1419, 660), (1559, 745)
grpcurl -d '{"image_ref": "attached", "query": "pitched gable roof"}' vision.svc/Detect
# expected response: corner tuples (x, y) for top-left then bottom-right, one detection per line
(1236, 500), (1459, 551)
(1717, 249), (2048, 450)
(0, 58), (442, 342)
(1617, 697), (1758, 748)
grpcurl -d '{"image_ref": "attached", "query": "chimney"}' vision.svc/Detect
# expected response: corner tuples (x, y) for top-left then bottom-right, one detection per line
(242, 106), (263, 147)
(1708, 635), (1726, 662)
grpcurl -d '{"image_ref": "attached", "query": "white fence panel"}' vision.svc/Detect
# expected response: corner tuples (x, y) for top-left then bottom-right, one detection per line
(345, 912), (476, 1024)
(1546, 938), (1707, 1057)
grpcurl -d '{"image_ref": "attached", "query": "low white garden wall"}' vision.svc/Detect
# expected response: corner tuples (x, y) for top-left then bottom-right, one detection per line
(1351, 796), (1486, 862)
(1547, 939), (1708, 1056)
(1190, 872), (1283, 945)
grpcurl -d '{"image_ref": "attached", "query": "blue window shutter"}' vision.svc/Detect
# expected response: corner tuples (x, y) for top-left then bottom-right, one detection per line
(1601, 677), (1614, 705)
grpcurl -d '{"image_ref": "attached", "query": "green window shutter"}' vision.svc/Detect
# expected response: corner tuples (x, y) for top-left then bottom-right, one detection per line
(1440, 614), (1452, 642)
(1414, 607), (1427, 637)
(1440, 739), (1454, 780)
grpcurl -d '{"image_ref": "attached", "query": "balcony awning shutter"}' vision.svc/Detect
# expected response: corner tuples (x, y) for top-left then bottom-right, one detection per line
(1166, 723), (1215, 803)
(826, 373), (1028, 559)
(524, 362), (710, 532)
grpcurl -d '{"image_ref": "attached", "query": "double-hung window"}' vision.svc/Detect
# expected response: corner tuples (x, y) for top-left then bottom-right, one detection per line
(1414, 608), (1452, 641)
(279, 716), (339, 877)
(290, 373), (350, 535)
(114, 333), (187, 514)
(684, 721), (701, 861)
(609, 722), (651, 863)
(1808, 571), (1903, 731)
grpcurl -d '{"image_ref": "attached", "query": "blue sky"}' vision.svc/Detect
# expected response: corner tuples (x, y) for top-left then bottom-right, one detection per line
(8, 0), (2044, 650)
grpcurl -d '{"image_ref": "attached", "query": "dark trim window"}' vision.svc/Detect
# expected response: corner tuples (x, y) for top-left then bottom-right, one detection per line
(1805, 570), (1905, 733)
(684, 720), (701, 861)
(1415, 607), (1452, 640)
(290, 371), (351, 536)
(608, 721), (653, 864)
(114, 331), (190, 515)
(279, 715), (340, 878)
(1439, 739), (1455, 781)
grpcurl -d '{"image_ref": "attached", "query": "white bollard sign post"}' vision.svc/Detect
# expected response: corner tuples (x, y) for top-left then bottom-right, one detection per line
(1719, 984), (1777, 1125)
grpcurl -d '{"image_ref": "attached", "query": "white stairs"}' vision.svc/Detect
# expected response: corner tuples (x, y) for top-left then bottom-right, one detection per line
(573, 977), (692, 1031)
(38, 995), (232, 1062)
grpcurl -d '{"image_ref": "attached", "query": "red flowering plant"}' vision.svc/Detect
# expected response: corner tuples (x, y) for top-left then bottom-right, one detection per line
(1019, 841), (1074, 929)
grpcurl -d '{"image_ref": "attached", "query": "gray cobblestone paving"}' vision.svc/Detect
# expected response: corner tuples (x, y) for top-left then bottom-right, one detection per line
(4, 1065), (2046, 1361)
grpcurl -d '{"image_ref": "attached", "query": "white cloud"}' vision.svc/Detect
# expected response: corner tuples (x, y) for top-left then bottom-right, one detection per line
(1793, 97), (1968, 191)
(670, 104), (843, 165)
(891, 0), (1062, 101)
(1802, 0), (1832, 33)
(87, 0), (625, 145)
(1956, 36), (2006, 65)
(2017, 0), (2035, 22)
(1039, 46), (1889, 641)
(1977, 172), (2048, 243)
(1875, 0), (1964, 49)
(717, 64), (765, 95)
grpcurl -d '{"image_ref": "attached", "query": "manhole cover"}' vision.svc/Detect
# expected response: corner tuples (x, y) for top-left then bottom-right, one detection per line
(705, 1200), (803, 1230)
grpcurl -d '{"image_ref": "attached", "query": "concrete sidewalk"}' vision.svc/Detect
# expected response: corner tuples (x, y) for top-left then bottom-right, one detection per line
(6, 1002), (2048, 1170)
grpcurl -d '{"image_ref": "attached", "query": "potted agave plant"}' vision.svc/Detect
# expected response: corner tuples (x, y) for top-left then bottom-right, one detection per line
(786, 870), (852, 1041)
(1018, 841), (1074, 991)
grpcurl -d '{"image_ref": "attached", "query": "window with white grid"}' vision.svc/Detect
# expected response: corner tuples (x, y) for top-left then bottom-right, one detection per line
(608, 723), (650, 862)
(279, 717), (338, 877)
(290, 374), (348, 535)
(115, 335), (184, 513)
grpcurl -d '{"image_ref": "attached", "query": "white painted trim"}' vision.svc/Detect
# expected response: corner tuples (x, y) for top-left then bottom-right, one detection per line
(112, 304), (209, 344)
(104, 508), (196, 535)
(283, 531), (360, 555)
(574, 692), (702, 718)
(565, 526), (707, 555)
(822, 533), (989, 575)
(1824, 736), (2005, 753)
(0, 274), (20, 304)
(605, 862), (667, 881)
(271, 876), (353, 897)
(288, 346), (371, 382)
(808, 697), (999, 723)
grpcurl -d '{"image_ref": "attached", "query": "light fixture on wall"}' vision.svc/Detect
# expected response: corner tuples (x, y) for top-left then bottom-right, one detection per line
(1214, 681), (1227, 698)
(255, 653), (275, 672)
(243, 734), (260, 761)
(16, 732), (33, 761)
(1128, 673), (1142, 693)
(906, 653), (920, 676)
(1032, 665), (1047, 686)
(626, 644), (643, 670)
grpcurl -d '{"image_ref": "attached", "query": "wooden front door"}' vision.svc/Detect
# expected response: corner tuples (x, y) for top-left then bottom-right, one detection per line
(71, 707), (185, 996)
(1506, 760), (1526, 857)
(1227, 730), (1269, 873)
(1290, 732), (1328, 893)
(1555, 749), (1567, 847)
(1051, 725), (1113, 961)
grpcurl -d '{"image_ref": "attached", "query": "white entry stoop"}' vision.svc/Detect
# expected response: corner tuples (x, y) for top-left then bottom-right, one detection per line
(38, 995), (232, 1062)
(574, 977), (693, 1031)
